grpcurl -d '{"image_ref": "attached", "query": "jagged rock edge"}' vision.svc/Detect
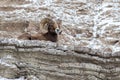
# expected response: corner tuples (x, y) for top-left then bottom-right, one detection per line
(0, 38), (120, 66)
(0, 38), (120, 57)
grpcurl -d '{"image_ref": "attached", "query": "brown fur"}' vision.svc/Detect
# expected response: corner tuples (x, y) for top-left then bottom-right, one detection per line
(18, 17), (62, 42)
(30, 32), (58, 42)
(18, 33), (31, 40)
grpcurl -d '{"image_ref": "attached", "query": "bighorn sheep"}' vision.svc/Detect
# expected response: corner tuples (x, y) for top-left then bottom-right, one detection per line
(18, 17), (62, 42)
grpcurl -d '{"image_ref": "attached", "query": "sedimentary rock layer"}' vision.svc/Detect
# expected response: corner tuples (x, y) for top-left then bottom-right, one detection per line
(0, 38), (120, 80)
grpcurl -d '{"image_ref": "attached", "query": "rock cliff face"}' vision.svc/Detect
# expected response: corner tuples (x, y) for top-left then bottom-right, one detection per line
(0, 0), (120, 80)
(0, 38), (120, 80)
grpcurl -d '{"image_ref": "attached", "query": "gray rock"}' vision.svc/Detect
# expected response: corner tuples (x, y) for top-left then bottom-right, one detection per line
(0, 38), (119, 80)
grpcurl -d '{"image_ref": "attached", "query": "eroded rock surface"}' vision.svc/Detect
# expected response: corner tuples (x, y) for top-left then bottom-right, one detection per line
(0, 0), (120, 52)
(0, 38), (120, 80)
(0, 0), (120, 80)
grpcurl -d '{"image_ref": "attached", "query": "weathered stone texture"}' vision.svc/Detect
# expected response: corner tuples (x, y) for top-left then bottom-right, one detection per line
(0, 0), (120, 80)
(0, 39), (119, 80)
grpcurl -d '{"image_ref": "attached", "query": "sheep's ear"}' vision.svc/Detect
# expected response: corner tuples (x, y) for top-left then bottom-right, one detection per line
(57, 19), (62, 28)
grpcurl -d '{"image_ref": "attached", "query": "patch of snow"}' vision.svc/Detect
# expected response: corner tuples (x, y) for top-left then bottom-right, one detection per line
(44, 0), (53, 6)
(87, 38), (100, 50)
(0, 59), (16, 68)
(0, 55), (16, 68)
(112, 46), (120, 53)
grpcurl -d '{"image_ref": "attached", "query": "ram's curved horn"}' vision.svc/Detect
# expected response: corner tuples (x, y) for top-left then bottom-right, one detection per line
(39, 18), (54, 33)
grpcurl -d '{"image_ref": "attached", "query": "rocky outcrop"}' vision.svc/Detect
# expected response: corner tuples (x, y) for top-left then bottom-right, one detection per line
(0, 38), (120, 80)
(1, 0), (120, 51)
(0, 0), (120, 80)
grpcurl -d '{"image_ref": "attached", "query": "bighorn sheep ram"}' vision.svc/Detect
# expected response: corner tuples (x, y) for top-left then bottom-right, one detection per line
(18, 17), (62, 42)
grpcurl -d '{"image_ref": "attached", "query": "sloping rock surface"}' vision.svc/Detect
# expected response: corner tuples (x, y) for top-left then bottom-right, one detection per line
(0, 38), (120, 80)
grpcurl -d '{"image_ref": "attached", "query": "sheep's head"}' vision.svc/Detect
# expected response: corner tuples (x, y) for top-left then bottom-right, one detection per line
(40, 18), (62, 35)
